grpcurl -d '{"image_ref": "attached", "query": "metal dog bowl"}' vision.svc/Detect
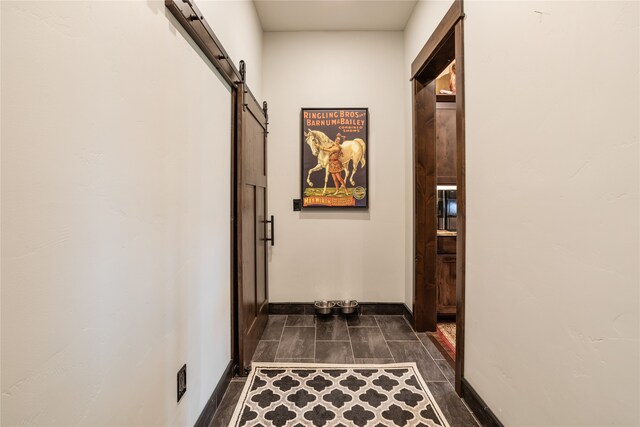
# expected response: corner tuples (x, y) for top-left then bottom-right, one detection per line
(337, 300), (359, 315)
(314, 300), (336, 315)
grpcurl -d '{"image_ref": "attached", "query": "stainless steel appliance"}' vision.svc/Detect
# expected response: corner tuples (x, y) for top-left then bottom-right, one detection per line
(445, 190), (457, 231)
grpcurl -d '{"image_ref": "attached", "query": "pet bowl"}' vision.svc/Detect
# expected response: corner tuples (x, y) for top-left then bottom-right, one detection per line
(314, 300), (336, 315)
(337, 300), (359, 315)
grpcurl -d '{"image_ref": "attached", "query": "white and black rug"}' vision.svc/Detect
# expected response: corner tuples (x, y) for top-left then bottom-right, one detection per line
(228, 363), (450, 427)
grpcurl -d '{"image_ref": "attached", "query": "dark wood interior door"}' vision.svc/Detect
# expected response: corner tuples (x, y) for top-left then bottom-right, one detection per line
(236, 83), (269, 374)
(413, 78), (437, 332)
(436, 254), (457, 315)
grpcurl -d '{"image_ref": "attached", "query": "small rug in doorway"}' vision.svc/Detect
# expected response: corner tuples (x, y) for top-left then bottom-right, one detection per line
(228, 362), (450, 427)
(436, 323), (456, 357)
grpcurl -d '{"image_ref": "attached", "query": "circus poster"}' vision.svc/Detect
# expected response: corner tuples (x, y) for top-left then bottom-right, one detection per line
(301, 108), (369, 209)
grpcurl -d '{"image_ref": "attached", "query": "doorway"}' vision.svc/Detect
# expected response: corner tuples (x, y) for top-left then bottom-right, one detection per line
(411, 0), (466, 394)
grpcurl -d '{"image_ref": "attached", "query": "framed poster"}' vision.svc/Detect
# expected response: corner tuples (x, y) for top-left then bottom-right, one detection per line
(301, 108), (369, 209)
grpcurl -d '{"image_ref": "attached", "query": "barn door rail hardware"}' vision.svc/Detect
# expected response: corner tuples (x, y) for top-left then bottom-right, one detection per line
(165, 0), (240, 86)
(165, 0), (268, 120)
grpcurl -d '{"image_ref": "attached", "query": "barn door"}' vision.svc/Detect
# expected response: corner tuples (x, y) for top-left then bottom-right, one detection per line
(236, 81), (270, 374)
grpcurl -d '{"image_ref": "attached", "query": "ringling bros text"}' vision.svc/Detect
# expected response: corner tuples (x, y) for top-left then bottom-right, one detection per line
(303, 110), (366, 134)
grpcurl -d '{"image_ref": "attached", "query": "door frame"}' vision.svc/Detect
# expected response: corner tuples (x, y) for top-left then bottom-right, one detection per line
(411, 0), (466, 394)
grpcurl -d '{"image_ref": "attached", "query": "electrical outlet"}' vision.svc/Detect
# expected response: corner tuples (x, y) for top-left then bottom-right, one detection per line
(177, 364), (187, 402)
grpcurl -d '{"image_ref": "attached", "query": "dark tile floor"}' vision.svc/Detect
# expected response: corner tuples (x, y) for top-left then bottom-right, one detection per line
(210, 315), (479, 427)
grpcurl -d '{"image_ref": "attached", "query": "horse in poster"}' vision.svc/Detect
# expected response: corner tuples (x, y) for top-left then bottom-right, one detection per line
(304, 129), (366, 195)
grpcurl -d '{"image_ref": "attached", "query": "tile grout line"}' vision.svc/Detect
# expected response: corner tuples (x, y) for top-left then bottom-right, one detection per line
(402, 315), (441, 363)
(374, 316), (396, 362)
(345, 315), (357, 364)
(408, 324), (451, 385)
(380, 317), (420, 341)
(460, 398), (483, 426)
(272, 315), (288, 361)
(390, 317), (464, 400)
(420, 334), (448, 365)
(384, 314), (451, 382)
(281, 325), (316, 328)
(285, 315), (317, 328)
(404, 316), (445, 360)
(313, 315), (317, 362)
(433, 359), (456, 385)
(347, 325), (382, 332)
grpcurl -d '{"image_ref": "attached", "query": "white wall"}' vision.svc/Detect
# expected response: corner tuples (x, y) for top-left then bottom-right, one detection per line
(198, 0), (263, 100)
(403, 0), (456, 311)
(263, 31), (407, 303)
(403, 1), (639, 424)
(0, 1), (259, 425)
(462, 2), (639, 425)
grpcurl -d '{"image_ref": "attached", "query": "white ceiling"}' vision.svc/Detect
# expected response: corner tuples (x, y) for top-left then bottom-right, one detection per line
(253, 0), (419, 32)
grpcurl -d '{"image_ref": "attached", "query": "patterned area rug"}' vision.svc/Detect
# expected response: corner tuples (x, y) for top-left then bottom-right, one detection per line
(228, 362), (450, 427)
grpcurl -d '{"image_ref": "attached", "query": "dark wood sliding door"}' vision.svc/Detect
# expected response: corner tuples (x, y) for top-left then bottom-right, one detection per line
(236, 83), (270, 374)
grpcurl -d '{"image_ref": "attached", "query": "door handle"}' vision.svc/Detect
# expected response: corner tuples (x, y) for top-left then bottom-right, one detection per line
(262, 215), (275, 246)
